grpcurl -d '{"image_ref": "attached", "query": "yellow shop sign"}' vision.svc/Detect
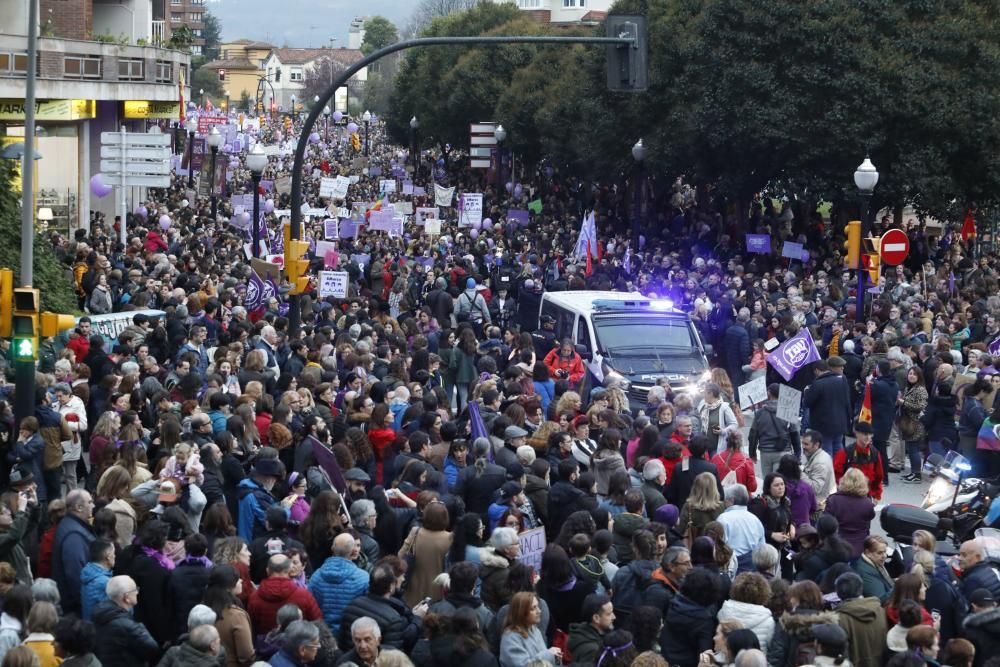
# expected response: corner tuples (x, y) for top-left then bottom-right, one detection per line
(124, 100), (181, 119)
(0, 99), (95, 121)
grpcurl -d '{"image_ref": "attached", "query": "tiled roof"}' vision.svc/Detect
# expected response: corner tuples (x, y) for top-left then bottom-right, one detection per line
(270, 47), (364, 66)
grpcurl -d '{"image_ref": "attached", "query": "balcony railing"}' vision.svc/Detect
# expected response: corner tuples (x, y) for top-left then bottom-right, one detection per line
(151, 20), (166, 46)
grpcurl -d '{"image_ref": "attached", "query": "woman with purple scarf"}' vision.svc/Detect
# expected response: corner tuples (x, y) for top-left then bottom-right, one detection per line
(113, 519), (175, 646)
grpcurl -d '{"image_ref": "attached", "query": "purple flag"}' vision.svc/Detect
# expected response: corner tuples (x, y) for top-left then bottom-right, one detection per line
(746, 234), (771, 254)
(767, 329), (821, 381)
(310, 440), (346, 494)
(990, 337), (1000, 357)
(245, 270), (275, 311)
(468, 400), (490, 460)
(949, 271), (955, 295)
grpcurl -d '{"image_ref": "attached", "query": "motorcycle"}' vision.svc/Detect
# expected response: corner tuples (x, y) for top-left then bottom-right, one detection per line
(881, 451), (1000, 548)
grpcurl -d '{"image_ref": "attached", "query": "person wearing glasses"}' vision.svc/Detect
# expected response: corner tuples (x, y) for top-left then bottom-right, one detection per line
(269, 619), (323, 667)
(91, 575), (159, 667)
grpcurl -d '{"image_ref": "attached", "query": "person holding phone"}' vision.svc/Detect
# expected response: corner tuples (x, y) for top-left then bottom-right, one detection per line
(0, 471), (39, 585)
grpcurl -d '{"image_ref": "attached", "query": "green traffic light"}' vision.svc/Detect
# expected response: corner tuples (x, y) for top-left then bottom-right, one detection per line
(14, 338), (34, 360)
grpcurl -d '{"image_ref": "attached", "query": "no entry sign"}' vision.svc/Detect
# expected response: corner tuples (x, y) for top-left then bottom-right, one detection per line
(880, 228), (910, 265)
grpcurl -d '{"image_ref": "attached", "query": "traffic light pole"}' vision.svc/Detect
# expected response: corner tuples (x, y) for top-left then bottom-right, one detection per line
(287, 31), (642, 335)
(857, 191), (873, 322)
(15, 0), (40, 425)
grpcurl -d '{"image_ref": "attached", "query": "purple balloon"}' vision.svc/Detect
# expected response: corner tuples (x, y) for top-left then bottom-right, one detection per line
(346, 122), (359, 134)
(470, 229), (479, 240)
(263, 199), (275, 214)
(486, 238), (495, 248)
(309, 132), (321, 144)
(333, 111), (343, 122)
(90, 174), (112, 198)
(801, 250), (810, 262)
(159, 215), (171, 230)
(482, 218), (492, 227)
(135, 205), (147, 218)
(505, 182), (513, 193)
(471, 219), (481, 231)
(513, 183), (523, 197)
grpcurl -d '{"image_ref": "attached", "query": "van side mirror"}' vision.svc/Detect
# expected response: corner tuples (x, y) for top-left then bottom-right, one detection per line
(703, 344), (713, 356)
(575, 344), (592, 361)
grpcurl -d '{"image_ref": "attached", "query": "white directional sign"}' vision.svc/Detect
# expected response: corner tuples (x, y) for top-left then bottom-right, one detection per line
(99, 160), (170, 174)
(100, 132), (171, 146)
(100, 145), (170, 160)
(100, 173), (174, 188)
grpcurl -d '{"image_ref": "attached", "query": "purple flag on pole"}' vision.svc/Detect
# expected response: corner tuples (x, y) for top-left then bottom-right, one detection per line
(746, 234), (771, 254)
(766, 329), (821, 381)
(245, 270), (275, 311)
(468, 400), (490, 461)
(310, 440), (346, 494)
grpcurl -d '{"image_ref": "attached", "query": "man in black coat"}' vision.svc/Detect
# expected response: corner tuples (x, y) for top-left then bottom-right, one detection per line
(249, 506), (306, 583)
(962, 588), (1000, 667)
(167, 534), (213, 637)
(721, 312), (752, 386)
(92, 575), (161, 667)
(425, 277), (453, 329)
(803, 359), (853, 456)
(869, 360), (899, 481)
(339, 561), (424, 652)
(666, 436), (723, 506)
(546, 459), (598, 541)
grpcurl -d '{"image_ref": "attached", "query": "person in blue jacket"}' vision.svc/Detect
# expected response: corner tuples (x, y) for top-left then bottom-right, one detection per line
(81, 538), (114, 620)
(308, 533), (370, 635)
(237, 458), (285, 541)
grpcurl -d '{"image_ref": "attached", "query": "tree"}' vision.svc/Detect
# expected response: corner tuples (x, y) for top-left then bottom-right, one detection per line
(403, 0), (484, 38)
(0, 161), (78, 314)
(361, 16), (399, 56)
(166, 25), (194, 52)
(191, 65), (223, 105)
(302, 56), (349, 108)
(201, 11), (222, 61)
(239, 90), (252, 114)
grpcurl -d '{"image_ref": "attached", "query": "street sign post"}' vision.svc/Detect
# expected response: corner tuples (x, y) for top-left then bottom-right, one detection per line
(880, 228), (910, 266)
(100, 128), (172, 242)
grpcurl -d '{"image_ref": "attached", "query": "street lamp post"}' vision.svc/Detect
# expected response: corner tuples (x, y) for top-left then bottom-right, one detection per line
(324, 106), (331, 143)
(225, 90), (230, 114)
(184, 116), (197, 189)
(290, 94), (296, 116)
(247, 143), (267, 258)
(363, 110), (371, 157)
(207, 127), (223, 221)
(854, 155), (879, 319)
(494, 124), (506, 197)
(631, 139), (646, 253)
(409, 116), (419, 183)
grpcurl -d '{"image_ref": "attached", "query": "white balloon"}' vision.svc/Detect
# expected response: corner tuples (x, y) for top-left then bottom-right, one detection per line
(181, 199), (189, 208)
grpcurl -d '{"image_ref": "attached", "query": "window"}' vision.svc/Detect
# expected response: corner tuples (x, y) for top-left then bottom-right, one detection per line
(118, 58), (144, 80)
(0, 52), (29, 76)
(170, 13), (182, 22)
(289, 67), (303, 81)
(189, 13), (200, 21)
(190, 45), (202, 55)
(64, 55), (101, 79)
(191, 29), (201, 36)
(517, 0), (542, 7)
(576, 319), (591, 355)
(156, 60), (173, 82)
(274, 69), (281, 82)
(170, 0), (181, 4)
(563, 0), (584, 6)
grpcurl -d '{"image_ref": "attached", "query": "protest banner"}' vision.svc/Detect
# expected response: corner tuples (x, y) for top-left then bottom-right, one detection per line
(323, 219), (339, 240)
(368, 209), (397, 232)
(746, 234), (771, 254)
(507, 209), (530, 227)
(782, 241), (805, 260)
(777, 385), (802, 423)
(517, 527), (546, 573)
(424, 219), (441, 235)
(379, 179), (396, 195)
(459, 193), (483, 228)
(318, 271), (349, 298)
(737, 376), (768, 410)
(767, 329), (821, 381)
(434, 184), (455, 207)
(416, 207), (439, 224)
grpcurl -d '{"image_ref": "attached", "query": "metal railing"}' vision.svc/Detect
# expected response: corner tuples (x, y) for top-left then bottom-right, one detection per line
(151, 20), (166, 46)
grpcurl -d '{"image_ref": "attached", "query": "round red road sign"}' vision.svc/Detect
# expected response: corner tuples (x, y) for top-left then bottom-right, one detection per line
(880, 228), (910, 266)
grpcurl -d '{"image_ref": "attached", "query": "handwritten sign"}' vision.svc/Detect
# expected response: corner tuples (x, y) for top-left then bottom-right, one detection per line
(323, 219), (339, 240)
(738, 376), (768, 410)
(777, 384), (802, 424)
(318, 271), (349, 298)
(517, 527), (546, 574)
(424, 219), (441, 236)
(379, 179), (396, 195)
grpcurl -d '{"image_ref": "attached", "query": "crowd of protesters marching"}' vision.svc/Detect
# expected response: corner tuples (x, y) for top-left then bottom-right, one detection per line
(0, 109), (999, 667)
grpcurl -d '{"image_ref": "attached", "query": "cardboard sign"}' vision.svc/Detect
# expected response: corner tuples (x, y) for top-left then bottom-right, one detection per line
(782, 241), (804, 261)
(424, 219), (441, 236)
(318, 271), (349, 298)
(378, 179), (396, 195)
(369, 209), (398, 232)
(738, 376), (768, 410)
(416, 207), (439, 224)
(777, 385), (802, 424)
(274, 175), (292, 194)
(517, 527), (546, 573)
(393, 201), (413, 216)
(251, 258), (283, 282)
(459, 193), (483, 228)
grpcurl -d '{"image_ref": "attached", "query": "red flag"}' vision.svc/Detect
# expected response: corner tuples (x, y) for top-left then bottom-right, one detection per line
(586, 243), (593, 277)
(597, 240), (604, 263)
(205, 97), (214, 112)
(961, 209), (976, 242)
(858, 381), (873, 423)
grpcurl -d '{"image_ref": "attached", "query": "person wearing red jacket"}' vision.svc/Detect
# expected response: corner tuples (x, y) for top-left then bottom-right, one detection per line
(544, 339), (586, 385)
(248, 553), (323, 637)
(833, 421), (885, 501)
(367, 404), (397, 485)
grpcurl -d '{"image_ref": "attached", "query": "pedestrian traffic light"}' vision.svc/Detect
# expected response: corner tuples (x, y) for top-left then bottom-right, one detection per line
(843, 220), (861, 269)
(0, 268), (12, 338)
(606, 15), (648, 92)
(11, 287), (39, 361)
(283, 224), (311, 296)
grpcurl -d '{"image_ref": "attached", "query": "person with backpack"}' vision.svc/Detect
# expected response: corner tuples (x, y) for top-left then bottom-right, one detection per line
(748, 383), (800, 474)
(833, 421), (885, 501)
(456, 278), (491, 329)
(610, 529), (657, 630)
(712, 431), (758, 494)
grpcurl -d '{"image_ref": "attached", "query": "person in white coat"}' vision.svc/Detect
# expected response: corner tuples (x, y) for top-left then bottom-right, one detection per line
(697, 383), (740, 453)
(717, 572), (776, 655)
(801, 429), (836, 508)
(54, 383), (88, 492)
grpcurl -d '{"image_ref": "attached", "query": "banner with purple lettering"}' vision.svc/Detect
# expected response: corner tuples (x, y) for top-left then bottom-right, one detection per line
(767, 329), (821, 381)
(746, 234), (771, 254)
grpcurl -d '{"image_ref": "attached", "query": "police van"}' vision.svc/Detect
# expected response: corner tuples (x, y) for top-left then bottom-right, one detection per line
(538, 291), (712, 408)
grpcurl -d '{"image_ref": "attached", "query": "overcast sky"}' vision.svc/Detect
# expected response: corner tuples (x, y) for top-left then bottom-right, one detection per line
(208, 0), (413, 48)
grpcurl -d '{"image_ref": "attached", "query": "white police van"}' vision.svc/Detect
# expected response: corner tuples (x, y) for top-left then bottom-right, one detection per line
(538, 291), (712, 408)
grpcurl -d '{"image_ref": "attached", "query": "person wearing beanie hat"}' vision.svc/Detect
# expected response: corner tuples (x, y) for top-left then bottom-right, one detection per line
(456, 276), (490, 327)
(833, 421), (885, 501)
(809, 623), (850, 666)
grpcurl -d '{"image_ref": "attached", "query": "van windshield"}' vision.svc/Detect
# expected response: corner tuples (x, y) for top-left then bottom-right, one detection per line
(593, 318), (698, 355)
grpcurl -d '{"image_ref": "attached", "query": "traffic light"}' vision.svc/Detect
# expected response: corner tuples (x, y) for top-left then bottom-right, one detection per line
(861, 236), (881, 287)
(283, 224), (311, 295)
(0, 269), (12, 338)
(606, 15), (648, 92)
(40, 312), (76, 338)
(843, 220), (861, 269)
(218, 69), (226, 82)
(12, 287), (38, 361)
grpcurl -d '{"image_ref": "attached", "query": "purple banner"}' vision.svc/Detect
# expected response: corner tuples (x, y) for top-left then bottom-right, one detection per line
(746, 234), (771, 254)
(990, 337), (1000, 356)
(368, 210), (397, 232)
(350, 253), (371, 267)
(507, 209), (530, 228)
(767, 329), (821, 381)
(413, 186), (426, 196)
(338, 218), (358, 239)
(782, 241), (804, 261)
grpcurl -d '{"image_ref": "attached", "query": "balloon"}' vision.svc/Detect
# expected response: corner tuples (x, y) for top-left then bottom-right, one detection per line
(486, 238), (495, 248)
(483, 218), (492, 227)
(346, 122), (359, 134)
(181, 199), (189, 208)
(470, 229), (479, 240)
(90, 174), (112, 198)
(159, 215), (171, 230)
(135, 205), (147, 218)
(471, 219), (481, 231)
(801, 250), (810, 262)
(333, 111), (343, 122)
(514, 183), (523, 197)
(309, 132), (321, 144)
(505, 182), (513, 193)
(263, 199), (275, 214)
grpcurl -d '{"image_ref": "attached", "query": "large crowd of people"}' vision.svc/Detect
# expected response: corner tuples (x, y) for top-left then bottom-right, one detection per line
(1, 108), (999, 667)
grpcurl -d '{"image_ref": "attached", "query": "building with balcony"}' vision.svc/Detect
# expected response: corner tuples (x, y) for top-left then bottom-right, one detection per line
(156, 0), (206, 55)
(1, 0), (190, 231)
(508, 0), (610, 25)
